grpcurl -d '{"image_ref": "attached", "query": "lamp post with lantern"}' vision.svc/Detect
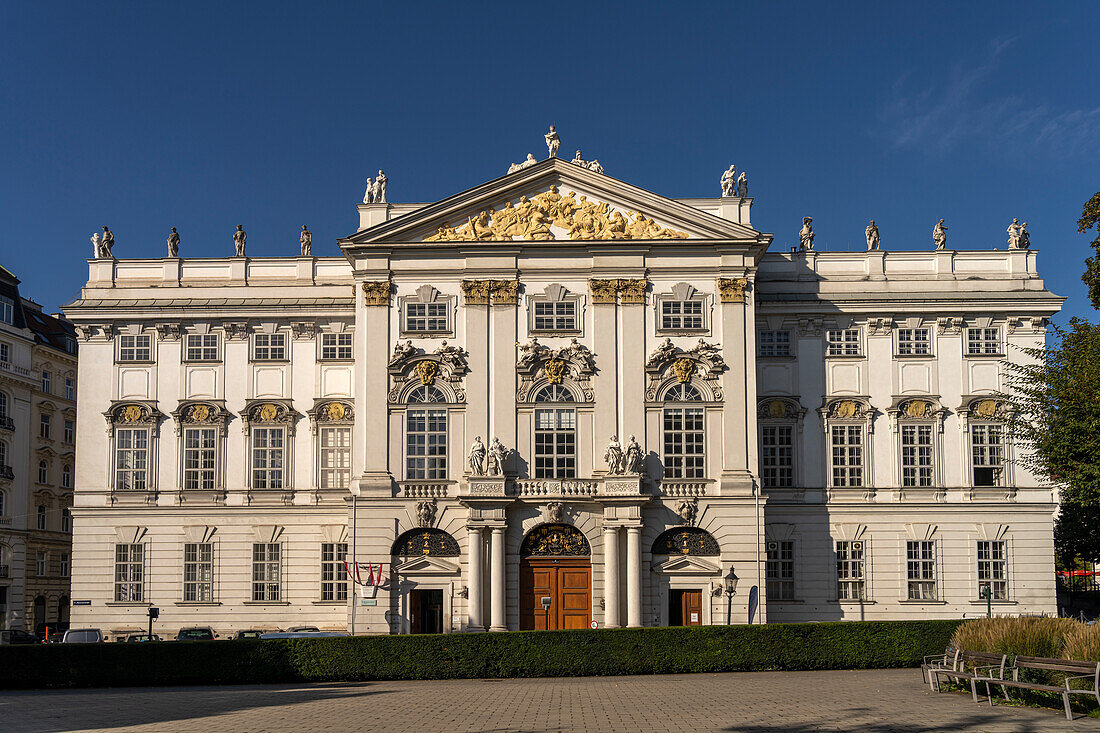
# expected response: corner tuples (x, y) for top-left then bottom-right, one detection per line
(724, 571), (739, 625)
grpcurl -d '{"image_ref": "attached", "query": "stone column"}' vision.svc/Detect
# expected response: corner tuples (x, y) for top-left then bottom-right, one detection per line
(603, 526), (621, 628)
(626, 526), (642, 627)
(467, 527), (484, 631)
(489, 526), (507, 631)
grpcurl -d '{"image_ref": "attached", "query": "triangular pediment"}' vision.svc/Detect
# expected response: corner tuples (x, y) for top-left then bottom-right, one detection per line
(392, 555), (461, 575)
(654, 555), (722, 575)
(343, 158), (762, 248)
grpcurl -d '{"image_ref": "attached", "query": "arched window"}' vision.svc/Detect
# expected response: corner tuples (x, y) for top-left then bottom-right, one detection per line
(406, 385), (448, 479)
(62, 465), (72, 489)
(662, 384), (705, 479)
(38, 460), (48, 484)
(534, 386), (577, 478)
(0, 391), (8, 419)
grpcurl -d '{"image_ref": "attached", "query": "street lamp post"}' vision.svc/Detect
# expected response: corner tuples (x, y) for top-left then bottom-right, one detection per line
(724, 571), (739, 625)
(980, 584), (992, 618)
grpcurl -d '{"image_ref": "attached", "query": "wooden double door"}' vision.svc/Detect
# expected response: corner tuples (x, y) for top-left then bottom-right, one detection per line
(519, 558), (591, 630)
(669, 589), (703, 626)
(409, 589), (443, 634)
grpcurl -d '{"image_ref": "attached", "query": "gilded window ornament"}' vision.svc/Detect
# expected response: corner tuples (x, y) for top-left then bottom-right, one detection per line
(717, 277), (749, 304)
(189, 404), (211, 422)
(905, 400), (930, 419)
(672, 358), (696, 384)
(756, 398), (804, 421)
(106, 402), (160, 426)
(325, 402), (346, 421)
(544, 359), (566, 385)
(651, 527), (720, 556)
(415, 360), (439, 386)
(520, 523), (591, 557)
(362, 281), (392, 306)
(975, 399), (998, 419)
(122, 405), (144, 423)
(259, 403), (279, 421)
(391, 528), (460, 557)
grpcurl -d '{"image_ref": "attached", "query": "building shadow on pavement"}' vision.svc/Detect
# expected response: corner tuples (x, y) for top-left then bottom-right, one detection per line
(722, 706), (1085, 733)
(0, 682), (389, 733)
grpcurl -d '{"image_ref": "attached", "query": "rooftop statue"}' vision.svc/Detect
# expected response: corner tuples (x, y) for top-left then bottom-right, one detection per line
(90, 232), (101, 258)
(376, 170), (387, 203)
(508, 154), (538, 174)
(167, 227), (180, 257)
(300, 225), (311, 256)
(720, 164), (736, 197)
(865, 220), (880, 251)
(569, 150), (606, 175)
(363, 177), (374, 203)
(933, 219), (948, 250)
(799, 217), (814, 251)
(100, 226), (114, 258)
(1019, 222), (1031, 249)
(233, 225), (247, 256)
(1007, 218), (1024, 250)
(736, 171), (748, 197)
(544, 125), (560, 159)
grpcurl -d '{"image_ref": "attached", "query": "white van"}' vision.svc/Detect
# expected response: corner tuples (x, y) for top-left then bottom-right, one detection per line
(61, 628), (103, 643)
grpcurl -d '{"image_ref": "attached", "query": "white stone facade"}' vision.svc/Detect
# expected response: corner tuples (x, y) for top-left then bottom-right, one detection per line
(64, 159), (1062, 637)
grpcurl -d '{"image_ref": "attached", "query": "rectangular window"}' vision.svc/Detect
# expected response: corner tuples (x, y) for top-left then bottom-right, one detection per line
(971, 424), (1004, 487)
(36, 551), (47, 577)
(532, 301), (577, 332)
(906, 540), (937, 600)
(37, 505), (46, 530)
(836, 540), (866, 600)
(404, 302), (448, 333)
(320, 333), (353, 360)
(660, 300), (704, 331)
(830, 425), (864, 487)
(534, 408), (577, 479)
(760, 425), (794, 488)
(758, 330), (791, 357)
(39, 414), (50, 439)
(61, 508), (71, 533)
(183, 543), (214, 602)
(967, 327), (1001, 356)
(406, 410), (447, 480)
(896, 328), (931, 356)
(662, 407), (705, 479)
(41, 371), (50, 394)
(977, 540), (1008, 600)
(115, 428), (149, 491)
(321, 542), (348, 601)
(825, 328), (861, 357)
(184, 334), (219, 361)
(251, 428), (285, 489)
(64, 419), (74, 444)
(64, 378), (74, 401)
(252, 543), (281, 602)
(60, 552), (70, 577)
(114, 543), (144, 602)
(252, 333), (286, 361)
(0, 342), (8, 363)
(117, 334), (152, 362)
(320, 426), (352, 489)
(766, 540), (795, 601)
(0, 296), (12, 325)
(183, 428), (216, 491)
(901, 424), (934, 487)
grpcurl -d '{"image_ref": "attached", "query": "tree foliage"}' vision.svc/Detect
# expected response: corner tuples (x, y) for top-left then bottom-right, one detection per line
(1008, 192), (1100, 565)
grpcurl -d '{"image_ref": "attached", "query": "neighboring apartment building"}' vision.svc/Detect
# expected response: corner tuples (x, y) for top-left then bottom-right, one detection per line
(64, 158), (1061, 637)
(0, 265), (77, 634)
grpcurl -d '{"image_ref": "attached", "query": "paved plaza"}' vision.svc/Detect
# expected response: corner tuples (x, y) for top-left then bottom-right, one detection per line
(1, 669), (1097, 733)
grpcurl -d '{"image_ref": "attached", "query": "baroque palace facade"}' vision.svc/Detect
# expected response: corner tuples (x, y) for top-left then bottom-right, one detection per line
(65, 158), (1062, 636)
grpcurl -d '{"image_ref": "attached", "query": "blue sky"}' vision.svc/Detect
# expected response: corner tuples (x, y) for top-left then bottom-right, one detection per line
(2, 2), (1097, 321)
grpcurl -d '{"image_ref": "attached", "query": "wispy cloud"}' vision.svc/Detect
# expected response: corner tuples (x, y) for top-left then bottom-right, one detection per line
(878, 37), (1100, 156)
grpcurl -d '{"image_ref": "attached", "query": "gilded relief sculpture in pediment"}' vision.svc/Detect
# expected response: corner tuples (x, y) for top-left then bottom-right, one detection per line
(424, 185), (689, 242)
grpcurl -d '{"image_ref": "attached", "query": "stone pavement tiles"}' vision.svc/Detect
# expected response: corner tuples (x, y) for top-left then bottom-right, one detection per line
(0, 669), (1097, 732)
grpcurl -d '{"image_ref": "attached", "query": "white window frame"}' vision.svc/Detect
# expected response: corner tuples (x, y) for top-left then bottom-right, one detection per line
(59, 552), (70, 577)
(319, 332), (353, 361)
(758, 330), (792, 357)
(114, 543), (144, 602)
(966, 327), (1002, 356)
(321, 542), (348, 601)
(906, 539), (937, 600)
(977, 540), (1008, 600)
(37, 460), (48, 484)
(825, 328), (861, 357)
(251, 332), (287, 361)
(0, 342), (8, 363)
(533, 385), (578, 479)
(836, 539), (867, 601)
(39, 413), (50, 439)
(399, 288), (455, 337)
(766, 540), (795, 601)
(319, 425), (352, 489)
(656, 297), (707, 333)
(184, 333), (220, 362)
(900, 423), (935, 488)
(183, 542), (214, 603)
(61, 507), (71, 533)
(661, 383), (705, 479)
(41, 371), (51, 394)
(971, 423), (1005, 487)
(829, 423), (865, 488)
(895, 327), (932, 356)
(531, 300), (580, 334)
(251, 542), (281, 602)
(251, 427), (286, 489)
(64, 419), (74, 444)
(183, 427), (217, 491)
(116, 334), (153, 362)
(0, 296), (13, 325)
(61, 464), (71, 488)
(64, 378), (74, 401)
(760, 424), (795, 489)
(36, 504), (46, 529)
(114, 427), (150, 491)
(36, 551), (47, 577)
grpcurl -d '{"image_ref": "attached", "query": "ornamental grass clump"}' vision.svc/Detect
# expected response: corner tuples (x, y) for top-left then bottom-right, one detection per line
(1063, 623), (1100, 663)
(952, 616), (1078, 659)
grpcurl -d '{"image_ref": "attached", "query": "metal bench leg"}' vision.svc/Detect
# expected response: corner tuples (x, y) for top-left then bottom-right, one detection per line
(985, 680), (993, 707)
(970, 678), (979, 703)
(1063, 691), (1073, 721)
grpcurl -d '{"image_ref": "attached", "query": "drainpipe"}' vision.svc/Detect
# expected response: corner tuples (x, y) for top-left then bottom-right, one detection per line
(350, 493), (357, 635)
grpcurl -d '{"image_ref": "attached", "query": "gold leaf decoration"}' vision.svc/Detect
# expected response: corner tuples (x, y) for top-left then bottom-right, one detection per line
(768, 400), (787, 418)
(975, 399), (998, 419)
(326, 402), (346, 421)
(189, 404), (210, 422)
(672, 358), (696, 384)
(544, 359), (566, 385)
(259, 403), (279, 421)
(415, 360), (438, 386)
(122, 405), (143, 423)
(905, 400), (929, 419)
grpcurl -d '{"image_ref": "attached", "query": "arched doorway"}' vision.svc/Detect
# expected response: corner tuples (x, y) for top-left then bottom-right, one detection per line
(651, 527), (721, 627)
(519, 524), (591, 630)
(390, 528), (460, 635)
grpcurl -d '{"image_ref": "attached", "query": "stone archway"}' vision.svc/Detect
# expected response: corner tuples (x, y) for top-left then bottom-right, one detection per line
(519, 523), (592, 631)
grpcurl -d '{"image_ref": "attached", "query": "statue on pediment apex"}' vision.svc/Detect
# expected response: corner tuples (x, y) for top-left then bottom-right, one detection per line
(300, 226), (311, 256)
(545, 125), (560, 159)
(799, 217), (814, 252)
(376, 171), (387, 203)
(167, 227), (180, 257)
(389, 339), (416, 367)
(507, 153), (538, 174)
(647, 338), (678, 368)
(737, 171), (748, 197)
(233, 225), (246, 256)
(1007, 218), (1025, 249)
(363, 177), (374, 203)
(933, 219), (948, 250)
(90, 232), (101, 258)
(98, 226), (115, 258)
(1019, 222), (1030, 249)
(865, 220), (880, 251)
(721, 164), (736, 197)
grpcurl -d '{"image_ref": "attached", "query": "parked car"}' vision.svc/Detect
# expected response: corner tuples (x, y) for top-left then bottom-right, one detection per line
(0, 629), (41, 645)
(286, 626), (320, 633)
(61, 628), (103, 644)
(232, 629), (264, 640)
(175, 627), (216, 641)
(120, 633), (161, 642)
(260, 631), (349, 639)
(46, 630), (66, 644)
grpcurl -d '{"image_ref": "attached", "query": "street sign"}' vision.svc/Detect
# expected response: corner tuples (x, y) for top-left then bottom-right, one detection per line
(72, 600), (91, 606)
(590, 620), (598, 629)
(540, 597), (551, 609)
(360, 598), (377, 606)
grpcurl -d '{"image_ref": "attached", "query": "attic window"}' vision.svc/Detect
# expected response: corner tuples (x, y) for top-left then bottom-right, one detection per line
(0, 296), (12, 326)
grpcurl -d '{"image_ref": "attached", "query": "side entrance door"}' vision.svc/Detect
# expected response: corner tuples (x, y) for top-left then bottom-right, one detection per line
(519, 558), (591, 630)
(669, 589), (703, 626)
(409, 588), (443, 634)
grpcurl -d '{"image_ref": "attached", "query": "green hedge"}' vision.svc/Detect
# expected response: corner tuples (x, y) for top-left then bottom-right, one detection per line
(0, 620), (961, 689)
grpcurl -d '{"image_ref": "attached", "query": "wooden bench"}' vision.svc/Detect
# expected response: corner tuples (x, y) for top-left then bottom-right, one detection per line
(979, 656), (1100, 721)
(928, 649), (1008, 704)
(920, 646), (958, 687)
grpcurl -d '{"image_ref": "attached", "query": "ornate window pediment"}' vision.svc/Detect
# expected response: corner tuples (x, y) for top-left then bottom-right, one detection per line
(171, 401), (230, 435)
(652, 527), (720, 556)
(104, 401), (162, 427)
(960, 397), (1010, 421)
(241, 400), (301, 434)
(516, 338), (595, 403)
(645, 339), (726, 402)
(520, 523), (591, 557)
(307, 399), (354, 430)
(388, 341), (468, 404)
(819, 398), (873, 422)
(888, 397), (947, 426)
(757, 397), (805, 422)
(391, 528), (460, 557)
